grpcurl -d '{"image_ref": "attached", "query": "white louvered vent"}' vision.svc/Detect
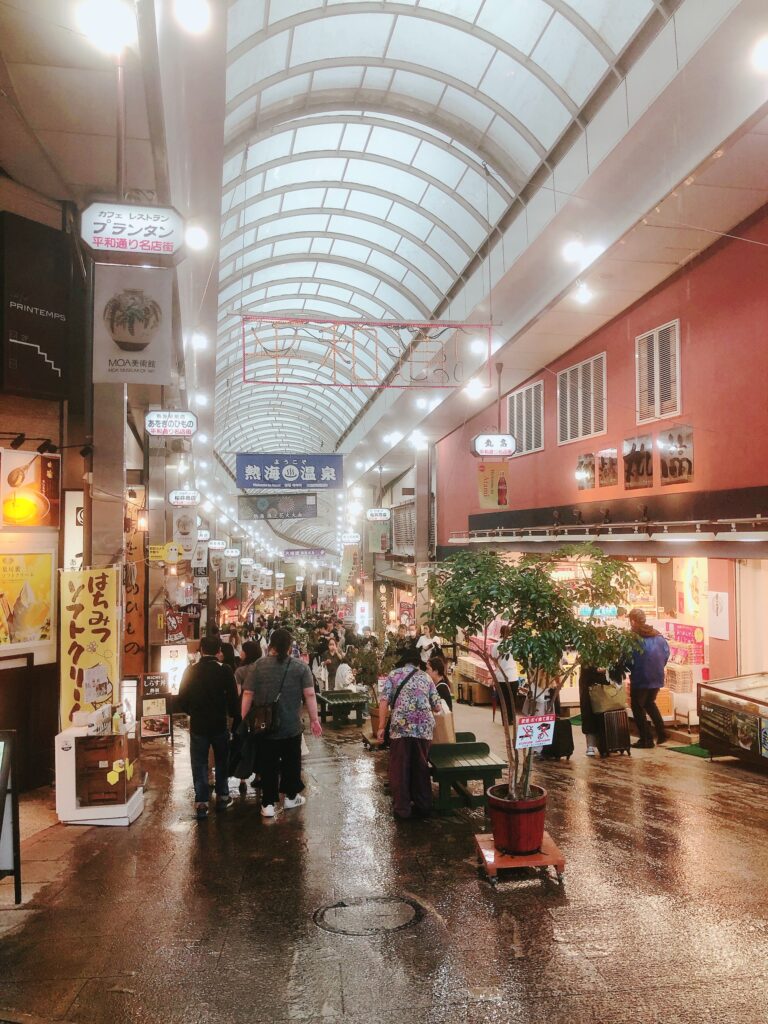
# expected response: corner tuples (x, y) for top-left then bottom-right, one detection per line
(507, 380), (544, 456)
(557, 353), (606, 445)
(636, 320), (680, 423)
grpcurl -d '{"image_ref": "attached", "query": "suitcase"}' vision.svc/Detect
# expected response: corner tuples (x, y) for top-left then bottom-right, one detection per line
(602, 709), (631, 755)
(541, 718), (574, 761)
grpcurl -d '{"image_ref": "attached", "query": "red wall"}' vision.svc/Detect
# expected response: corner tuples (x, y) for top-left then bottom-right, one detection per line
(437, 207), (768, 544)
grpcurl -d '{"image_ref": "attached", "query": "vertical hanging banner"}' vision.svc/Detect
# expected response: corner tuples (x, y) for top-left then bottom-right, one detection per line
(367, 520), (390, 554)
(124, 526), (146, 677)
(172, 509), (197, 559)
(60, 568), (121, 725)
(92, 264), (173, 384)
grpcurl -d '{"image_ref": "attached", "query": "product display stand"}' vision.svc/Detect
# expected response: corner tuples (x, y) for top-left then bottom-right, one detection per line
(475, 831), (565, 887)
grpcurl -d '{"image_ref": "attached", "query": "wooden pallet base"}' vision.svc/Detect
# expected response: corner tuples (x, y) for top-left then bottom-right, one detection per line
(475, 831), (565, 886)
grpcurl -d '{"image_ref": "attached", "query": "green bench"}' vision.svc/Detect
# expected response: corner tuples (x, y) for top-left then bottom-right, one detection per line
(318, 689), (367, 726)
(429, 734), (507, 813)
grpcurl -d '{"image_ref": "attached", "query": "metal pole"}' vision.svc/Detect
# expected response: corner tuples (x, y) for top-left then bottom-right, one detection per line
(115, 57), (126, 200)
(496, 362), (504, 433)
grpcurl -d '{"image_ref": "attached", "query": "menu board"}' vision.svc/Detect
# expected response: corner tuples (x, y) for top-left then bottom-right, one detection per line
(699, 687), (767, 766)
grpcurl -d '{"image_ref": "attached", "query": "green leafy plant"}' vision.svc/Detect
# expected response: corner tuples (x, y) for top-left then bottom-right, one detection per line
(431, 544), (640, 800)
(104, 290), (161, 337)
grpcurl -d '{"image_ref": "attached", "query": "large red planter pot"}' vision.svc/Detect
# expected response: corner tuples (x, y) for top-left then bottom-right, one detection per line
(487, 784), (547, 856)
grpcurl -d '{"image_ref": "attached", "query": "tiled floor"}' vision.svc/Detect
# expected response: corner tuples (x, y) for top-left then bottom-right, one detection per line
(1, 709), (766, 1023)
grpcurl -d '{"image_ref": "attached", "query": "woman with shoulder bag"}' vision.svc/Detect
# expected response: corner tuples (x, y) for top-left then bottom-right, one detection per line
(241, 628), (323, 818)
(377, 644), (442, 820)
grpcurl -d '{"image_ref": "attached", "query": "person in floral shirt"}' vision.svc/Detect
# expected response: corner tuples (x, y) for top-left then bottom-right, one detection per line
(377, 644), (442, 819)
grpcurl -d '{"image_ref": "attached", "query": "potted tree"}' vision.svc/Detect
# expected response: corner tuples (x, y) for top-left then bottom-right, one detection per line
(431, 544), (639, 855)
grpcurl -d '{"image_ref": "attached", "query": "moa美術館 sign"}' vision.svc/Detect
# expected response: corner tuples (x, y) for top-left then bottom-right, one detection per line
(236, 453), (343, 490)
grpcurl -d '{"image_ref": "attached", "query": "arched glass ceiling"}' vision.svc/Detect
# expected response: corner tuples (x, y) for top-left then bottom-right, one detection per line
(216, 0), (655, 547)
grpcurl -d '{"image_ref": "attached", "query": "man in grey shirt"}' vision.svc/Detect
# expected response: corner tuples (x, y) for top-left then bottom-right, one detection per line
(241, 628), (322, 817)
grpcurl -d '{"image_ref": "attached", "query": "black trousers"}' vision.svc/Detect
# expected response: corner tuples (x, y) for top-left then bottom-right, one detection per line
(260, 734), (304, 806)
(631, 687), (666, 743)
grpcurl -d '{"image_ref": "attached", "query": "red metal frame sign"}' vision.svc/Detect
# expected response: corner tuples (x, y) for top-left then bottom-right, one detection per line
(241, 315), (492, 389)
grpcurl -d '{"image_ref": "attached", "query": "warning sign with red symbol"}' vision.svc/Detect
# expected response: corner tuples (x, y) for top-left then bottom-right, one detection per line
(515, 714), (557, 750)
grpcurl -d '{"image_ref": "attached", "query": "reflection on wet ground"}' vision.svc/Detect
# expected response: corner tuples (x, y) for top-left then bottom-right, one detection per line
(2, 711), (768, 1024)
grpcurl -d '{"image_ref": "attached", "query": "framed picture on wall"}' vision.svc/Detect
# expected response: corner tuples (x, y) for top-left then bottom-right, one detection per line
(658, 425), (693, 485)
(623, 435), (653, 489)
(0, 550), (56, 650)
(597, 448), (618, 487)
(575, 454), (595, 490)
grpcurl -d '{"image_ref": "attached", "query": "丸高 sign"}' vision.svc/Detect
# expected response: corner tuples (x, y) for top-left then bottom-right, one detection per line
(471, 434), (516, 458)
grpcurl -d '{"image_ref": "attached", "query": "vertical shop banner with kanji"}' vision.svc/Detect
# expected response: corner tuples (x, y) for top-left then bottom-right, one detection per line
(60, 569), (121, 725)
(123, 528), (146, 676)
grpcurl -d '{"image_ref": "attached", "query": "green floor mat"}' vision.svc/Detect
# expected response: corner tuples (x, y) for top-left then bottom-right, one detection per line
(669, 744), (711, 758)
(569, 714), (582, 726)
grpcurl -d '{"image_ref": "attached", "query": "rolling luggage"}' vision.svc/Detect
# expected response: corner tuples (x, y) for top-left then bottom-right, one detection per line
(540, 717), (574, 761)
(602, 708), (631, 756)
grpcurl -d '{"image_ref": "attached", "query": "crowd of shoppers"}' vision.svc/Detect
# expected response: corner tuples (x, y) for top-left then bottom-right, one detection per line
(177, 605), (671, 822)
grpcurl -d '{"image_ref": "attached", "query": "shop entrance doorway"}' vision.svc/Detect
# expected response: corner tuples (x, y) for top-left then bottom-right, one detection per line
(737, 560), (768, 674)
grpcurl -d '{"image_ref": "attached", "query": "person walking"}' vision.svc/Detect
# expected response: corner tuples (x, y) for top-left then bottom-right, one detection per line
(177, 635), (240, 820)
(579, 664), (606, 757)
(377, 644), (442, 820)
(241, 628), (323, 818)
(233, 640), (262, 794)
(627, 608), (670, 748)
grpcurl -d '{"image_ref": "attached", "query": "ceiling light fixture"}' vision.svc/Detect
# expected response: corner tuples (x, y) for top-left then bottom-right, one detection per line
(573, 281), (593, 304)
(464, 378), (485, 399)
(409, 430), (428, 451)
(191, 331), (208, 350)
(197, 433), (208, 444)
(185, 225), (209, 251)
(752, 36), (768, 73)
(173, 0), (211, 34)
(76, 0), (136, 55)
(470, 338), (487, 355)
(415, 397), (427, 409)
(562, 238), (604, 270)
(9, 433), (25, 449)
(194, 393), (208, 407)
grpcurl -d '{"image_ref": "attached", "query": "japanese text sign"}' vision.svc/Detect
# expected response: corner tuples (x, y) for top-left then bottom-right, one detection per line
(60, 568), (120, 725)
(169, 490), (200, 507)
(236, 453), (343, 490)
(514, 714), (556, 750)
(81, 203), (185, 256)
(145, 411), (197, 437)
(471, 434), (517, 458)
(282, 548), (325, 560)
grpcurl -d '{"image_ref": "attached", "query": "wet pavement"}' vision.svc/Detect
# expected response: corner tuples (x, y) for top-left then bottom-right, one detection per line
(2, 710), (768, 1024)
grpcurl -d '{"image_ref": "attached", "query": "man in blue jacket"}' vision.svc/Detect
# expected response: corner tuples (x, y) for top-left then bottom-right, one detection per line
(628, 608), (670, 749)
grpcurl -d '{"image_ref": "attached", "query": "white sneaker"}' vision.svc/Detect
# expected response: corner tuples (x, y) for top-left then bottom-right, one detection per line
(260, 804), (276, 818)
(283, 794), (306, 809)
(586, 746), (598, 757)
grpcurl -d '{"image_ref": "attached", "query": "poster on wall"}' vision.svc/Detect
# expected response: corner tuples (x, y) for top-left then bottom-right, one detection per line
(399, 601), (415, 627)
(708, 591), (730, 641)
(63, 490), (84, 570)
(1, 212), (72, 399)
(92, 264), (173, 384)
(59, 568), (120, 725)
(0, 552), (55, 648)
(575, 454), (595, 490)
(623, 435), (653, 489)
(367, 520), (390, 554)
(477, 461), (509, 509)
(0, 451), (61, 528)
(597, 448), (618, 488)
(659, 425), (694, 485)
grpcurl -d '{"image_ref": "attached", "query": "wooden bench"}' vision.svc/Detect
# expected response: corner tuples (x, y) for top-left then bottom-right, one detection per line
(318, 690), (367, 726)
(428, 739), (507, 814)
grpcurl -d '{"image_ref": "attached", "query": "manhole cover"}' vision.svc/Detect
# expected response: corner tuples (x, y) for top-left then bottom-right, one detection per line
(313, 895), (424, 935)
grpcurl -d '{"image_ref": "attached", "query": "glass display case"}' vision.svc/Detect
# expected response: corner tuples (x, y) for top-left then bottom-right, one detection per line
(698, 673), (768, 766)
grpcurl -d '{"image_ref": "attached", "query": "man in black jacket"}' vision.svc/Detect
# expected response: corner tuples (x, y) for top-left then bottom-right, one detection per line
(177, 635), (239, 819)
